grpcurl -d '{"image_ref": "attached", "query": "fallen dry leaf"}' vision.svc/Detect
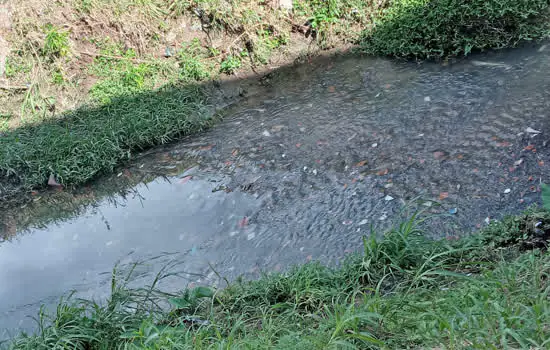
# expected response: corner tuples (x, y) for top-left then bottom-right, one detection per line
(439, 192), (449, 200)
(356, 160), (368, 167)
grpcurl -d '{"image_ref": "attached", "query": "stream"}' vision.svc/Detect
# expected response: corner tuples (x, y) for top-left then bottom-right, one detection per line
(1, 44), (550, 339)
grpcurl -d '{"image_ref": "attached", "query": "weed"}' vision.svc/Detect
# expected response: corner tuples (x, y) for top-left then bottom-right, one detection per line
(0, 114), (10, 133)
(51, 70), (64, 85)
(542, 184), (550, 210)
(42, 24), (70, 58)
(89, 42), (177, 104)
(177, 39), (211, 82)
(220, 55), (241, 74)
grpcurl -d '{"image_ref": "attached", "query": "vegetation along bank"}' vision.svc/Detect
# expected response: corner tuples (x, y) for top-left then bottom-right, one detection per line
(6, 208), (550, 349)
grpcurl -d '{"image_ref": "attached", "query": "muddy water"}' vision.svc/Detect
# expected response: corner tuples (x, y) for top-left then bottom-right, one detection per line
(2, 44), (550, 338)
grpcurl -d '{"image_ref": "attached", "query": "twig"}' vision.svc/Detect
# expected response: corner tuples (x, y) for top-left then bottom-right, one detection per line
(78, 51), (159, 64)
(0, 83), (28, 90)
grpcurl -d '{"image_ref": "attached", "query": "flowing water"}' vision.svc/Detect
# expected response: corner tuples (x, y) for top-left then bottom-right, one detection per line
(1, 44), (550, 339)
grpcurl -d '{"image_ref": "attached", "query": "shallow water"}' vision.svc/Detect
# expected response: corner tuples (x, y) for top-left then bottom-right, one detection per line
(1, 44), (550, 338)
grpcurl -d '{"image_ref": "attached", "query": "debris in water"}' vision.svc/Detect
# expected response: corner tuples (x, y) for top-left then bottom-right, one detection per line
(504, 188), (511, 194)
(358, 219), (368, 225)
(379, 213), (387, 221)
(433, 151), (446, 160)
(312, 169), (318, 175)
(371, 143), (378, 148)
(514, 159), (524, 166)
(525, 127), (541, 135)
(384, 195), (394, 201)
(342, 220), (353, 225)
(424, 96), (431, 102)
(238, 217), (249, 228)
(262, 130), (271, 137)
(484, 217), (491, 225)
(449, 208), (458, 215)
(179, 175), (193, 184)
(423, 201), (432, 207)
(247, 232), (255, 240)
(471, 61), (511, 69)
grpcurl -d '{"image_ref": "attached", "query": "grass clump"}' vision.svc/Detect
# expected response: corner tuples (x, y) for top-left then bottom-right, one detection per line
(360, 0), (550, 58)
(42, 24), (71, 59)
(0, 85), (212, 188)
(7, 209), (550, 349)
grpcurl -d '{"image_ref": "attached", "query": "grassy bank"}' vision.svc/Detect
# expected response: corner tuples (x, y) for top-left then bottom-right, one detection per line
(0, 84), (211, 192)
(6, 209), (550, 349)
(1, 0), (550, 192)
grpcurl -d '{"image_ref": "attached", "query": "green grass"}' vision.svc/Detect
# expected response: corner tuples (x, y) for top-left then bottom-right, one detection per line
(0, 84), (213, 188)
(6, 209), (550, 349)
(42, 24), (71, 59)
(360, 0), (550, 58)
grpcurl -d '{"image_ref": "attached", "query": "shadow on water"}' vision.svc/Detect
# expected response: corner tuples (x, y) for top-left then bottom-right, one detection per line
(2, 43), (550, 339)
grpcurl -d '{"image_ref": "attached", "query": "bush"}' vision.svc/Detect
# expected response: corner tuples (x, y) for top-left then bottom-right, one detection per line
(360, 0), (550, 58)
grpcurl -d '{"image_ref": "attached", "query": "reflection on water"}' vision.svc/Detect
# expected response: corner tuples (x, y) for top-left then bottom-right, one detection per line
(1, 43), (550, 338)
(0, 174), (262, 338)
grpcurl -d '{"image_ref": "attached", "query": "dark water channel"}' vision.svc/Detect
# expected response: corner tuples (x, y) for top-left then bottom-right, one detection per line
(2, 44), (550, 338)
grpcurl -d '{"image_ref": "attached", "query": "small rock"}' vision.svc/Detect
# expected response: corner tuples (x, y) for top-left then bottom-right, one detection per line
(424, 96), (431, 102)
(504, 188), (511, 194)
(384, 183), (393, 189)
(47, 174), (62, 187)
(514, 159), (524, 166)
(484, 217), (491, 225)
(262, 130), (271, 137)
(423, 201), (432, 207)
(384, 195), (394, 201)
(164, 47), (173, 57)
(371, 143), (378, 148)
(379, 213), (387, 221)
(358, 219), (368, 226)
(312, 169), (318, 175)
(449, 208), (458, 214)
